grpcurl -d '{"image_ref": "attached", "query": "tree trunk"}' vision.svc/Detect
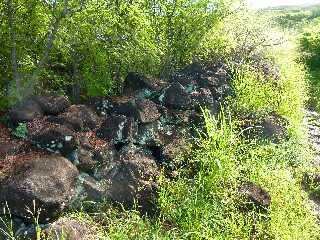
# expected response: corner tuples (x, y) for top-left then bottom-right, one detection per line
(6, 0), (21, 96)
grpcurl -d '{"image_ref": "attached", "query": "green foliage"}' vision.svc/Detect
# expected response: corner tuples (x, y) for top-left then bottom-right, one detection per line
(12, 122), (28, 139)
(0, 0), (235, 103)
(267, 4), (320, 30)
(300, 20), (320, 70)
(299, 18), (320, 110)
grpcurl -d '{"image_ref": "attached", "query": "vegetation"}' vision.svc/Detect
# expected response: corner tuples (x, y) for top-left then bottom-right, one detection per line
(1, 1), (320, 240)
(0, 0), (236, 107)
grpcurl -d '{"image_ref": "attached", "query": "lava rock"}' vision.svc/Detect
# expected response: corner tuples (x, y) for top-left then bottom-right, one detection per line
(76, 174), (105, 202)
(48, 105), (100, 131)
(34, 94), (70, 115)
(123, 72), (168, 94)
(171, 73), (197, 89)
(135, 99), (161, 123)
(30, 125), (79, 156)
(238, 182), (271, 209)
(113, 98), (161, 123)
(134, 121), (178, 147)
(160, 82), (192, 110)
(190, 87), (218, 112)
(0, 156), (79, 223)
(72, 148), (97, 174)
(8, 98), (43, 125)
(259, 113), (288, 142)
(93, 145), (118, 166)
(181, 61), (205, 76)
(161, 131), (189, 165)
(0, 142), (28, 160)
(99, 144), (159, 213)
(242, 113), (288, 143)
(96, 115), (137, 144)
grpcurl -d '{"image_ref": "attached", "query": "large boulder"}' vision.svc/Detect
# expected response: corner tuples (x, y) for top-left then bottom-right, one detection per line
(0, 156), (79, 223)
(98, 145), (159, 213)
(30, 125), (79, 156)
(8, 98), (43, 125)
(34, 94), (70, 115)
(96, 115), (137, 145)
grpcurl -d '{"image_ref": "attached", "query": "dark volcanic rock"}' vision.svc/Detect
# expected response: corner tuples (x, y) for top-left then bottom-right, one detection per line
(135, 121), (180, 147)
(160, 82), (192, 110)
(30, 125), (79, 156)
(238, 182), (271, 209)
(243, 113), (288, 143)
(181, 61), (205, 76)
(171, 73), (197, 89)
(111, 98), (161, 123)
(9, 98), (43, 125)
(190, 87), (218, 113)
(48, 105), (100, 131)
(72, 148), (97, 174)
(99, 144), (159, 213)
(0, 156), (79, 223)
(0, 142), (28, 160)
(35, 94), (70, 115)
(259, 113), (288, 142)
(161, 131), (188, 165)
(96, 115), (137, 144)
(124, 72), (168, 94)
(135, 99), (161, 123)
(93, 145), (119, 165)
(76, 174), (105, 202)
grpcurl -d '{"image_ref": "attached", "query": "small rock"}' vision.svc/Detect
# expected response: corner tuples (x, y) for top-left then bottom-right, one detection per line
(135, 99), (161, 123)
(171, 73), (197, 88)
(238, 182), (271, 209)
(0, 142), (27, 160)
(190, 88), (218, 113)
(113, 98), (160, 123)
(77, 174), (105, 202)
(242, 113), (288, 143)
(260, 113), (288, 142)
